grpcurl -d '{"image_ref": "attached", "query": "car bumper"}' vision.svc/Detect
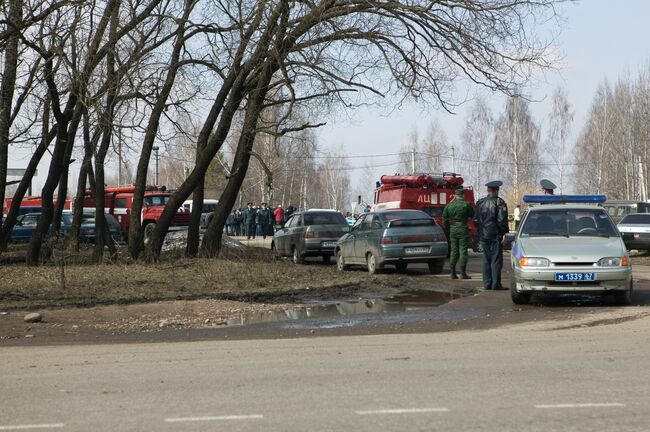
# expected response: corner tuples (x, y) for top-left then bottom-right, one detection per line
(303, 239), (341, 256)
(512, 266), (632, 292)
(379, 242), (448, 264)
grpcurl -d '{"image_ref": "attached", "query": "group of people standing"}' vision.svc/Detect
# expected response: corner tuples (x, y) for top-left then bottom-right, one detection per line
(443, 178), (556, 290)
(225, 203), (295, 239)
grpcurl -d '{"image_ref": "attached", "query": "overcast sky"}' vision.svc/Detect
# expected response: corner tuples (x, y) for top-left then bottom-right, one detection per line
(8, 0), (650, 196)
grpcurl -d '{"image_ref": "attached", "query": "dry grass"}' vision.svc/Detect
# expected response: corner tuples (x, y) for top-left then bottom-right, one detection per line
(0, 242), (370, 309)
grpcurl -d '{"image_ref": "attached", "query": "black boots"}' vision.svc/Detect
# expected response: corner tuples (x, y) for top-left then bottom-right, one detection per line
(460, 266), (471, 279)
(450, 266), (458, 279)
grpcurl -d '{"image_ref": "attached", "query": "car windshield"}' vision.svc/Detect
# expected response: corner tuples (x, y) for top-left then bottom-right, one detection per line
(619, 214), (650, 224)
(202, 203), (218, 213)
(61, 214), (73, 225)
(303, 212), (346, 226)
(520, 208), (618, 238)
(143, 195), (170, 206)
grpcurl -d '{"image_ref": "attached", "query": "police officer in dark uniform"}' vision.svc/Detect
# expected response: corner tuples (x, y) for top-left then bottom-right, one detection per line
(442, 186), (474, 279)
(474, 180), (509, 290)
(540, 179), (557, 195)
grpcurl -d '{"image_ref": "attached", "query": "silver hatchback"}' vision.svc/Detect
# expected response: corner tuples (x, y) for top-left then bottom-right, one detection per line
(510, 196), (632, 305)
(335, 210), (448, 274)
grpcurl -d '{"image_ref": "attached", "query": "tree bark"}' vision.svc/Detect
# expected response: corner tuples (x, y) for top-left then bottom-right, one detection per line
(127, 0), (194, 259)
(0, 0), (22, 217)
(200, 90), (268, 258)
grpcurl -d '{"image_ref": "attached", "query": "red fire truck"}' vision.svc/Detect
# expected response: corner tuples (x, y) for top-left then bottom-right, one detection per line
(3, 196), (72, 216)
(82, 185), (190, 240)
(373, 173), (478, 250)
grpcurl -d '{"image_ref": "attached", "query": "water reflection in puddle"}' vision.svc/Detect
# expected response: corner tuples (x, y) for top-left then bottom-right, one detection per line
(226, 290), (458, 326)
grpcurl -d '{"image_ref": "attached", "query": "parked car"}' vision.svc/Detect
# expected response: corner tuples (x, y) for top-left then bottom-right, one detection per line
(603, 200), (650, 224)
(510, 195), (633, 305)
(617, 213), (650, 253)
(75, 211), (123, 243)
(271, 210), (349, 264)
(335, 209), (448, 275)
(183, 199), (219, 227)
(9, 212), (72, 242)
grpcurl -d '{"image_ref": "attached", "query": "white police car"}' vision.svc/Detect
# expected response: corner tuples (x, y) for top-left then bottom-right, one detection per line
(510, 195), (633, 305)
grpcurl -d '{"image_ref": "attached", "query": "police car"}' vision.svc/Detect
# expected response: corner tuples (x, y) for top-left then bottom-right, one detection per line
(510, 195), (633, 305)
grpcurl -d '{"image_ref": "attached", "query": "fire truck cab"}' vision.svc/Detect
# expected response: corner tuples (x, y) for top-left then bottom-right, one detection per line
(374, 173), (478, 250)
(82, 186), (190, 240)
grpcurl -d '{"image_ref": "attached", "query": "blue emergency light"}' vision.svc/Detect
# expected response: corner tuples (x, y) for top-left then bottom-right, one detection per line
(522, 194), (607, 204)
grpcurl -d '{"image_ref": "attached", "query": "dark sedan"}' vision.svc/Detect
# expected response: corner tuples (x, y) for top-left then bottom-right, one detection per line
(76, 211), (122, 243)
(335, 210), (448, 274)
(272, 210), (350, 264)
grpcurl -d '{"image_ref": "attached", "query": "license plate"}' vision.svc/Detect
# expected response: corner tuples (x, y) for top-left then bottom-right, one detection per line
(554, 272), (596, 282)
(321, 241), (337, 248)
(404, 247), (429, 255)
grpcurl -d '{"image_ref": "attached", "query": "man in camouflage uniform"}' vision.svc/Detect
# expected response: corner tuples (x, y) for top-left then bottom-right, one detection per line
(442, 186), (474, 279)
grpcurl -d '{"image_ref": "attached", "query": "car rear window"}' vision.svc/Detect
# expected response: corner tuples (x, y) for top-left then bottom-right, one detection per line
(620, 214), (650, 224)
(303, 212), (346, 226)
(381, 210), (431, 221)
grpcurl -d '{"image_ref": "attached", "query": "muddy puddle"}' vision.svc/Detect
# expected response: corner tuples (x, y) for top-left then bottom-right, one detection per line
(225, 290), (459, 327)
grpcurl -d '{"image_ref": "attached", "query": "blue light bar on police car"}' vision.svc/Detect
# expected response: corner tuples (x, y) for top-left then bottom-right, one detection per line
(522, 195), (607, 204)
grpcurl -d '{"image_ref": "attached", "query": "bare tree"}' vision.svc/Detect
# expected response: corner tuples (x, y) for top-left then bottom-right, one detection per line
(459, 96), (493, 190)
(491, 96), (541, 205)
(545, 86), (572, 193)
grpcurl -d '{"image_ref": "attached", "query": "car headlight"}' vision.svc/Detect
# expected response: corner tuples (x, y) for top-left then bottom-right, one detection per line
(519, 257), (550, 267)
(598, 257), (629, 267)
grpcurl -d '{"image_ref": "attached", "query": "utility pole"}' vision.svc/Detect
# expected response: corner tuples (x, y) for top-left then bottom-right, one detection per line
(152, 146), (160, 185)
(411, 146), (416, 174)
(451, 145), (456, 173)
(639, 157), (647, 202)
(118, 138), (122, 185)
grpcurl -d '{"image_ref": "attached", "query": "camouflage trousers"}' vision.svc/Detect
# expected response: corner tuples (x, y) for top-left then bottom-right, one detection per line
(449, 227), (469, 268)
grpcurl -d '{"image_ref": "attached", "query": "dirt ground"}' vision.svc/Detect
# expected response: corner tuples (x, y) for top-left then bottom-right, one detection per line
(1, 240), (648, 343)
(0, 241), (479, 341)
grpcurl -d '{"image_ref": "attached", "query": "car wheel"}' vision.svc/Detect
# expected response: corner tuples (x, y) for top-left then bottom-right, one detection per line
(395, 262), (408, 273)
(336, 249), (349, 271)
(143, 222), (155, 246)
(510, 277), (531, 305)
(292, 246), (304, 264)
(427, 258), (444, 274)
(613, 281), (633, 306)
(322, 255), (331, 264)
(367, 252), (379, 275)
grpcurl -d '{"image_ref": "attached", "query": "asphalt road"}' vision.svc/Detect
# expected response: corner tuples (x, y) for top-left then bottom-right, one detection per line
(3, 311), (650, 432)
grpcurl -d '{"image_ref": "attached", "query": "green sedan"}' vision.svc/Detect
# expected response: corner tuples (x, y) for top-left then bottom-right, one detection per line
(335, 210), (448, 274)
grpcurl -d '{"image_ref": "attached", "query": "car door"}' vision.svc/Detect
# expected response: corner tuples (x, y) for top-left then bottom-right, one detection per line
(367, 214), (385, 256)
(12, 214), (39, 242)
(340, 216), (363, 262)
(353, 214), (373, 260)
(289, 214), (304, 252)
(276, 215), (294, 256)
